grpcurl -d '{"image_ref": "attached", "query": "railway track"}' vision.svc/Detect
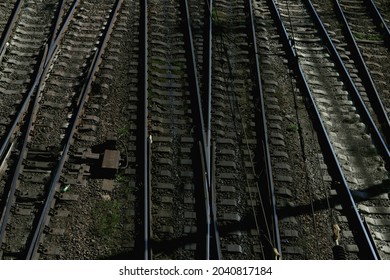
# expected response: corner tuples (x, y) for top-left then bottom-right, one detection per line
(369, 0), (390, 47)
(210, 0), (279, 260)
(0, 0), (122, 260)
(309, 0), (390, 146)
(252, 0), (337, 260)
(0, 0), (20, 64)
(0, 0), (58, 161)
(145, 0), (205, 260)
(144, 0), (223, 260)
(39, 1), (137, 260)
(330, 0), (390, 142)
(330, 0), (390, 260)
(374, 0), (390, 26)
(268, 0), (390, 259)
(0, 0), (389, 260)
(136, 0), (280, 260)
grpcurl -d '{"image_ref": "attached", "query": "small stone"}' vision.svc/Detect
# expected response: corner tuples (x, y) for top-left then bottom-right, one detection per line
(102, 179), (115, 191)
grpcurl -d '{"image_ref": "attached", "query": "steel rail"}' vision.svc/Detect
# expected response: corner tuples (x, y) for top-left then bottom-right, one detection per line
(267, 0), (379, 259)
(48, 0), (66, 50)
(181, 0), (211, 259)
(246, 0), (280, 259)
(0, 0), (79, 168)
(0, 0), (24, 160)
(204, 0), (213, 174)
(182, 0), (208, 165)
(204, 0), (222, 260)
(138, 0), (150, 260)
(365, 0), (390, 49)
(0, 59), (39, 164)
(0, 0), (23, 63)
(26, 0), (123, 259)
(209, 142), (221, 259)
(196, 140), (211, 259)
(304, 0), (390, 168)
(0, 46), (48, 245)
(333, 0), (390, 145)
(0, 0), (79, 256)
(47, 0), (80, 67)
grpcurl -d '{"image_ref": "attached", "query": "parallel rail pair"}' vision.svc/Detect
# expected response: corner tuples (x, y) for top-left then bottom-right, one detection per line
(0, 0), (122, 259)
(268, 0), (390, 259)
(139, 0), (390, 260)
(138, 0), (280, 259)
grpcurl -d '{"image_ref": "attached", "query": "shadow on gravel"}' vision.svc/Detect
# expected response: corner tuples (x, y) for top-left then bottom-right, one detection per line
(149, 213), (268, 257)
(99, 180), (390, 259)
(276, 180), (390, 219)
(102, 251), (141, 260)
(100, 213), (263, 260)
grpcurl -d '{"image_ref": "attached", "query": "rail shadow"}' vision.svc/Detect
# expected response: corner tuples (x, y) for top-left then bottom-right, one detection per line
(277, 180), (390, 219)
(100, 212), (265, 260)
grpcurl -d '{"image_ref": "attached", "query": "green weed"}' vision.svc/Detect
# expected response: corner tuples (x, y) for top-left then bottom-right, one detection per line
(287, 123), (298, 132)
